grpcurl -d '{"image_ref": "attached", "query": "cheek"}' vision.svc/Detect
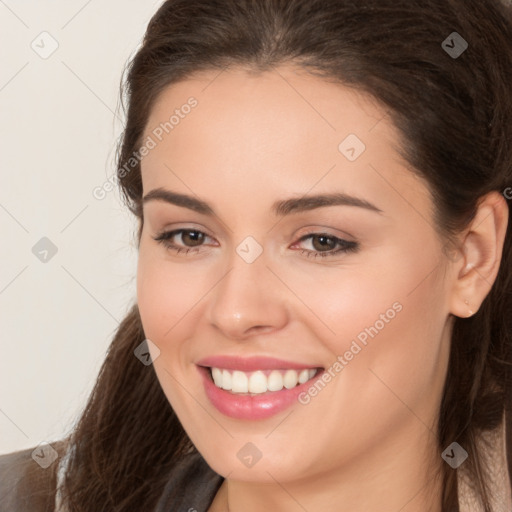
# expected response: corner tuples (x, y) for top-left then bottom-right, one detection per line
(136, 245), (204, 344)
(136, 246), (205, 411)
(287, 241), (447, 388)
(317, 253), (447, 415)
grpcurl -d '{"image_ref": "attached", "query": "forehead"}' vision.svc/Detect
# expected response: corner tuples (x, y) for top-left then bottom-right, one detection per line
(144, 64), (391, 144)
(140, 64), (432, 222)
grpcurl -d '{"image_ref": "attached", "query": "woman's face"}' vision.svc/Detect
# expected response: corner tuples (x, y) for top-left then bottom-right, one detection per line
(137, 65), (456, 483)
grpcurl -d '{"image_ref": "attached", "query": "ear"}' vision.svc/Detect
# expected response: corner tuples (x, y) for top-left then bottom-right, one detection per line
(449, 191), (509, 318)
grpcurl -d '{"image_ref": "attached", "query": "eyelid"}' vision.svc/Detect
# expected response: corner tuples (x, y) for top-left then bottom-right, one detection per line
(153, 225), (354, 246)
(291, 232), (359, 256)
(155, 223), (217, 240)
(293, 225), (357, 242)
(154, 227), (217, 247)
(152, 226), (359, 260)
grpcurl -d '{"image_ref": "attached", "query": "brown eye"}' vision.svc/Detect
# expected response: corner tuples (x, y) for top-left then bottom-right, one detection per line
(310, 234), (337, 252)
(180, 230), (205, 247)
(153, 229), (213, 254)
(294, 233), (359, 259)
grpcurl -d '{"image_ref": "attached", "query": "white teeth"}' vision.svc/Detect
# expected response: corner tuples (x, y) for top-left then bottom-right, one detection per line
(283, 369), (298, 389)
(298, 369), (310, 384)
(231, 370), (248, 393)
(267, 370), (283, 391)
(211, 367), (223, 387)
(209, 367), (319, 394)
(221, 369), (232, 391)
(248, 371), (267, 393)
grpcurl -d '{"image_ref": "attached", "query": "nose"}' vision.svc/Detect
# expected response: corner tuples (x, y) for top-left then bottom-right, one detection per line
(206, 250), (289, 340)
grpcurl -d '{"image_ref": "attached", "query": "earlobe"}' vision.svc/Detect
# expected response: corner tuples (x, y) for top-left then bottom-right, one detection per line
(449, 191), (509, 319)
(463, 299), (474, 317)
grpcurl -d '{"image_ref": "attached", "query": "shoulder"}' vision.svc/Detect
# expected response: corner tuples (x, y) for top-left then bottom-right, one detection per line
(0, 441), (222, 512)
(0, 439), (69, 512)
(154, 449), (224, 512)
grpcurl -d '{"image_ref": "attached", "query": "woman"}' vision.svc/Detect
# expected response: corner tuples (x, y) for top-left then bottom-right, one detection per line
(1, 0), (512, 511)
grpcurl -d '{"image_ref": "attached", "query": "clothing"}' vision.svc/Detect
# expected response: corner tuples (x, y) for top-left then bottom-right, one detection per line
(0, 439), (66, 512)
(1, 417), (511, 512)
(0, 440), (223, 512)
(457, 411), (512, 512)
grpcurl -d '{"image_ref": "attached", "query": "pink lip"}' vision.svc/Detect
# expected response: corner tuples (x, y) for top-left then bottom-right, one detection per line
(196, 356), (324, 420)
(196, 355), (319, 372)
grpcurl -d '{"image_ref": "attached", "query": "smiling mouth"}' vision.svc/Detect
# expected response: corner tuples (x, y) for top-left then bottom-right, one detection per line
(203, 366), (323, 395)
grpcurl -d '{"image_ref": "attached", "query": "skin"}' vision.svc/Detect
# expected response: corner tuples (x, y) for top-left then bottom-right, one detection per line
(136, 64), (508, 512)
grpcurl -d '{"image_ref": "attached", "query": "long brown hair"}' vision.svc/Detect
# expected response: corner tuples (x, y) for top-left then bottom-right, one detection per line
(59, 1), (512, 510)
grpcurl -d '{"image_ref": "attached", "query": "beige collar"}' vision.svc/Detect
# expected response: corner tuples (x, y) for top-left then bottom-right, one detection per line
(458, 410), (512, 512)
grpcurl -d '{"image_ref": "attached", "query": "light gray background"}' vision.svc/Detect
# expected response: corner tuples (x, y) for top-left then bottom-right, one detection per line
(0, 1), (165, 455)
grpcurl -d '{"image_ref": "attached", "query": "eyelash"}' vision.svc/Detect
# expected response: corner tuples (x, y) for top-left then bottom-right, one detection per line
(152, 229), (359, 259)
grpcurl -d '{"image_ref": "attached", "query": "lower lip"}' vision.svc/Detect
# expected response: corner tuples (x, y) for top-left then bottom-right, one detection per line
(197, 365), (323, 420)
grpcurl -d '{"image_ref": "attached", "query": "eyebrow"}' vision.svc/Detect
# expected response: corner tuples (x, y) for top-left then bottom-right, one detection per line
(142, 187), (383, 216)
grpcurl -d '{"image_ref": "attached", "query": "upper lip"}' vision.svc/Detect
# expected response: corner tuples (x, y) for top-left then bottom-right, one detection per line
(196, 355), (323, 372)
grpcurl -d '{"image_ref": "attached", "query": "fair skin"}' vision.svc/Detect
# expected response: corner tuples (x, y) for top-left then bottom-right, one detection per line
(136, 64), (508, 512)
